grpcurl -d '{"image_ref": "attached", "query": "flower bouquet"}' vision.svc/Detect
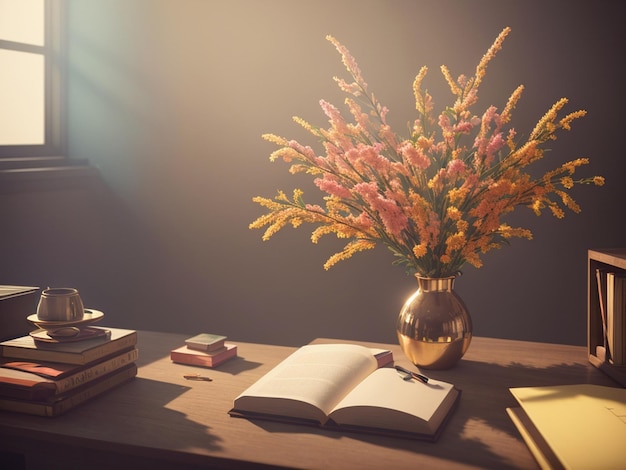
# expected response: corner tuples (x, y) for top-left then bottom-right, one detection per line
(250, 27), (604, 279)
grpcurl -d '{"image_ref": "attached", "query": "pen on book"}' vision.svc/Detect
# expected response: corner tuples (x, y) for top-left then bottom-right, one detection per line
(394, 365), (429, 384)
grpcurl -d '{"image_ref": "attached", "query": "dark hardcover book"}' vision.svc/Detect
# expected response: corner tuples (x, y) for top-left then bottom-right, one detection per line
(171, 343), (237, 368)
(184, 333), (227, 352)
(0, 285), (39, 341)
(0, 327), (137, 365)
(0, 363), (137, 417)
(0, 347), (139, 400)
(229, 344), (459, 442)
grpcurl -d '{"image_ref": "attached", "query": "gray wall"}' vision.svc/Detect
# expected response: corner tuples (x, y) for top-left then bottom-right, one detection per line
(2, 0), (625, 347)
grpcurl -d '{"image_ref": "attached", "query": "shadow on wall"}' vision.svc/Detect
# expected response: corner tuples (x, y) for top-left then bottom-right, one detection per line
(0, 173), (159, 332)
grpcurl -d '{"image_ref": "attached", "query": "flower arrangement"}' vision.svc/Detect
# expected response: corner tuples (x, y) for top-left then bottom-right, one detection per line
(250, 27), (604, 278)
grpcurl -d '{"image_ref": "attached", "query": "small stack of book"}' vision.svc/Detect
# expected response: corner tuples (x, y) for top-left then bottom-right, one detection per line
(0, 327), (138, 416)
(171, 333), (237, 368)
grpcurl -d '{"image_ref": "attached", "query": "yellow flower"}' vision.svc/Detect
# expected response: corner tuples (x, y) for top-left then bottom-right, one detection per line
(559, 110), (587, 131)
(262, 133), (288, 146)
(446, 232), (466, 251)
(412, 244), (427, 258)
(446, 206), (462, 220)
(530, 98), (568, 141)
(293, 116), (317, 135)
(413, 66), (429, 113)
(440, 65), (461, 97)
(474, 27), (511, 88)
(561, 177), (574, 189)
(500, 85), (524, 125)
(323, 239), (376, 270)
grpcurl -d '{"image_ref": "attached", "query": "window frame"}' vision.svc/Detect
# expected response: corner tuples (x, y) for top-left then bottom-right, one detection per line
(0, 0), (66, 161)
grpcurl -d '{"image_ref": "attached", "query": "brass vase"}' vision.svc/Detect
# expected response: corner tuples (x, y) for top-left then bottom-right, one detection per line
(396, 275), (472, 369)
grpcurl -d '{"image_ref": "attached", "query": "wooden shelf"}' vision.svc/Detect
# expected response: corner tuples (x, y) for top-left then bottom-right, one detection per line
(588, 248), (626, 387)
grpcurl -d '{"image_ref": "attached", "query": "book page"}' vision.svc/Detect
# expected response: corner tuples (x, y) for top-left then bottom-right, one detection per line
(329, 368), (457, 434)
(234, 344), (378, 422)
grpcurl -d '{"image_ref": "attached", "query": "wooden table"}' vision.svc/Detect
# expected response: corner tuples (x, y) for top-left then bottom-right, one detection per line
(0, 331), (620, 469)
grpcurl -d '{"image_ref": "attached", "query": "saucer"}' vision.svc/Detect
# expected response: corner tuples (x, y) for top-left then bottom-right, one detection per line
(30, 326), (110, 343)
(27, 309), (105, 329)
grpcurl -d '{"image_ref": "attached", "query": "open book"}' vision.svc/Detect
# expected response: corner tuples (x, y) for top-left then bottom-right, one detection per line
(229, 343), (460, 441)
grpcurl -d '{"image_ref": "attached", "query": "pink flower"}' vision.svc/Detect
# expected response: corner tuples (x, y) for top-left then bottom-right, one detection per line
(350, 211), (374, 230)
(484, 133), (506, 166)
(446, 159), (467, 178)
(398, 141), (431, 170)
(453, 120), (474, 134)
(288, 140), (317, 162)
(353, 182), (408, 237)
(314, 175), (352, 199)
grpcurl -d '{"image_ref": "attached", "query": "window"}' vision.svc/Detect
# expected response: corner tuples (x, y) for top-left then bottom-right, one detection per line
(0, 0), (65, 159)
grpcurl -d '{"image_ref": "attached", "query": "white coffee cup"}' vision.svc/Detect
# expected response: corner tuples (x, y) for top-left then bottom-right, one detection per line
(36, 287), (85, 322)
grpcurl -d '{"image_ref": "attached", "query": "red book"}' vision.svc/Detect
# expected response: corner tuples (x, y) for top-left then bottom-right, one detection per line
(170, 343), (237, 368)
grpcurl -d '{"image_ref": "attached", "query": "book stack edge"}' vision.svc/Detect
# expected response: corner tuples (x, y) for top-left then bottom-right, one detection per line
(0, 326), (138, 417)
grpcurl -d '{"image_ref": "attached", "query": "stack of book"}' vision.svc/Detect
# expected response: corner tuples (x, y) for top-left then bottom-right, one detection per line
(171, 333), (237, 368)
(0, 327), (138, 416)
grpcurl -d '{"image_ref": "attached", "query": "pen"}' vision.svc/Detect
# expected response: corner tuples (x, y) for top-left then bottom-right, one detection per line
(394, 365), (429, 384)
(184, 374), (212, 381)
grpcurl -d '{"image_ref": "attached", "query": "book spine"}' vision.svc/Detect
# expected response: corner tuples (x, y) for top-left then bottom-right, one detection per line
(608, 272), (616, 363)
(171, 346), (236, 367)
(54, 348), (139, 394)
(606, 273), (626, 365)
(596, 268), (608, 350)
(51, 364), (137, 416)
(171, 351), (216, 367)
(613, 275), (626, 365)
(186, 340), (225, 352)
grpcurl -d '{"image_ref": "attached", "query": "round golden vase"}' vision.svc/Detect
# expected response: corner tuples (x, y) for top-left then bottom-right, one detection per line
(396, 275), (472, 369)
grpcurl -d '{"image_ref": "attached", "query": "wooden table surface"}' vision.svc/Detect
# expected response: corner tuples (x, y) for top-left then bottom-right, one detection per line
(0, 331), (620, 469)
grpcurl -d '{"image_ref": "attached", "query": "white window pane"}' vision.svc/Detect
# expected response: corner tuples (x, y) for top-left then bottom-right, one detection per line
(0, 0), (45, 46)
(0, 49), (45, 145)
